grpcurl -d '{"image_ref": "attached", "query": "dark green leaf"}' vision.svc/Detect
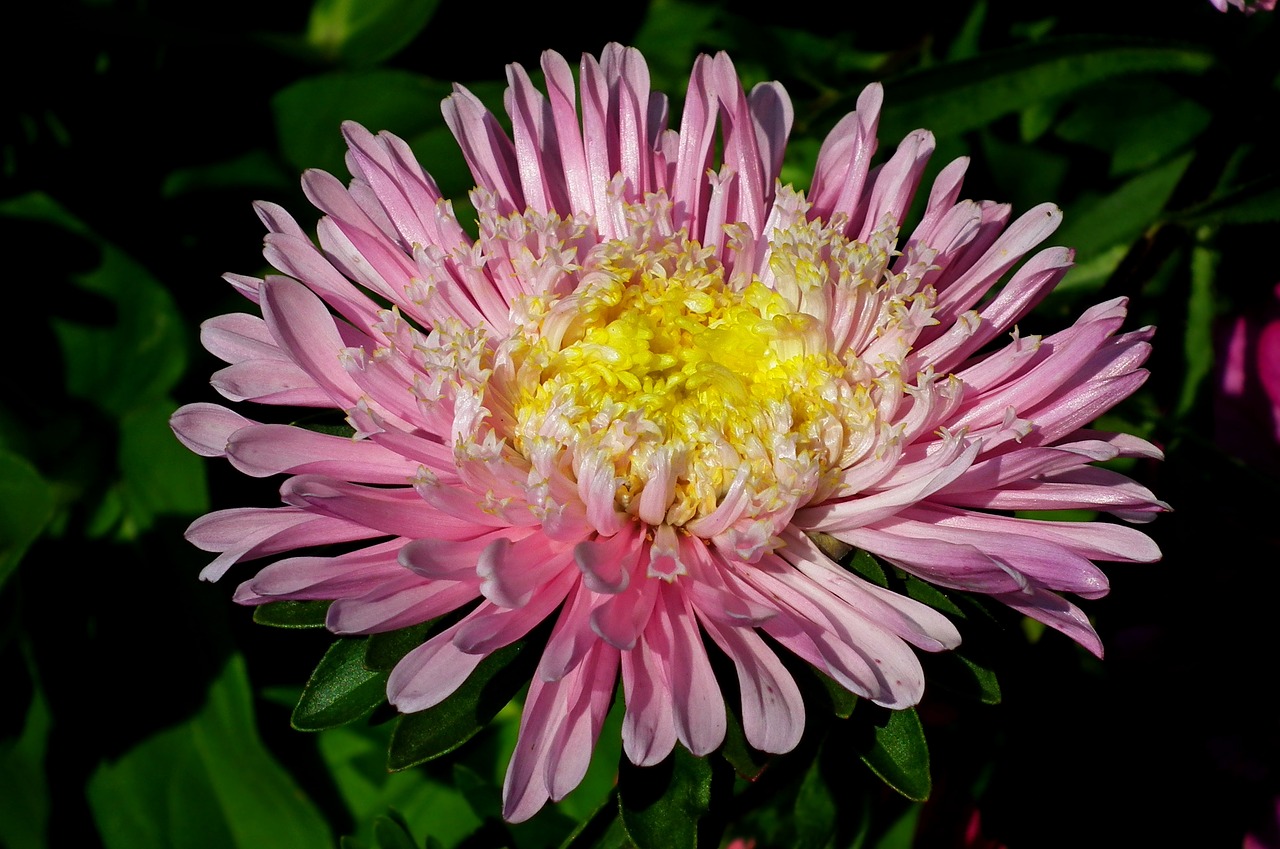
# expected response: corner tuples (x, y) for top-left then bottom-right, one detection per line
(1173, 172), (1280, 227)
(921, 651), (1002, 705)
(387, 639), (532, 770)
(794, 755), (836, 849)
(846, 549), (888, 588)
(272, 70), (452, 173)
(558, 795), (630, 849)
(365, 621), (433, 671)
(1054, 80), (1210, 176)
(719, 702), (769, 780)
(115, 398), (210, 537)
(253, 600), (332, 628)
(859, 708), (931, 802)
(0, 685), (51, 849)
(452, 762), (502, 822)
(618, 746), (715, 849)
(899, 575), (964, 618)
(0, 452), (55, 590)
(292, 637), (388, 731)
(371, 812), (419, 849)
(879, 36), (1213, 142)
(0, 194), (187, 417)
(814, 669), (859, 720)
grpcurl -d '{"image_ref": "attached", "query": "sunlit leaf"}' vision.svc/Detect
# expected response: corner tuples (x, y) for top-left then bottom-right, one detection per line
(1056, 152), (1194, 291)
(318, 724), (482, 849)
(859, 708), (930, 802)
(307, 0), (440, 67)
(618, 746), (715, 849)
(88, 655), (331, 849)
(292, 637), (388, 731)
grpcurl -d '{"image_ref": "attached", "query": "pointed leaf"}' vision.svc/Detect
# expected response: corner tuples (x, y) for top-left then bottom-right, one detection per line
(794, 754), (837, 849)
(618, 746), (715, 849)
(292, 637), (388, 731)
(387, 639), (532, 770)
(0, 452), (55, 590)
(253, 600), (333, 628)
(859, 708), (931, 802)
(365, 621), (433, 672)
(879, 36), (1213, 141)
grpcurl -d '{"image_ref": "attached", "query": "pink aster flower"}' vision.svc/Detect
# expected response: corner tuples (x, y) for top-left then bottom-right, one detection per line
(171, 44), (1166, 821)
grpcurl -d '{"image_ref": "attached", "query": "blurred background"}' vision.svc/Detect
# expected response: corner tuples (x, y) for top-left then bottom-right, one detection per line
(2, 0), (1278, 847)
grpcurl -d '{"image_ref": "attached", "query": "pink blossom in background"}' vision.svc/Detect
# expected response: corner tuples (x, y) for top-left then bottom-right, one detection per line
(1244, 796), (1280, 849)
(1209, 0), (1276, 13)
(171, 43), (1166, 821)
(1216, 283), (1280, 468)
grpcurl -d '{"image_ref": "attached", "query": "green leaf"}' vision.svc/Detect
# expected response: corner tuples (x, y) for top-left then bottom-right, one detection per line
(1055, 152), (1193, 292)
(794, 754), (836, 849)
(293, 637), (389, 731)
(0, 452), (55, 590)
(847, 549), (888, 588)
(87, 654), (331, 849)
(1178, 245), (1219, 418)
(365, 621), (432, 671)
(1174, 172), (1280, 227)
(719, 703), (769, 780)
(317, 723), (482, 849)
(370, 812), (420, 849)
(618, 746), (715, 849)
(272, 70), (453, 173)
(115, 398), (210, 538)
(307, 0), (440, 67)
(387, 639), (532, 770)
(814, 668), (859, 720)
(879, 36), (1213, 142)
(559, 796), (631, 849)
(1054, 79), (1210, 177)
(0, 193), (187, 417)
(0, 683), (51, 849)
(859, 708), (931, 803)
(253, 599), (333, 628)
(899, 575), (964, 618)
(921, 651), (1002, 705)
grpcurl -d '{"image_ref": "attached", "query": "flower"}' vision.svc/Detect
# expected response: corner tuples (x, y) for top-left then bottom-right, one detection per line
(1209, 0), (1276, 13)
(171, 43), (1166, 822)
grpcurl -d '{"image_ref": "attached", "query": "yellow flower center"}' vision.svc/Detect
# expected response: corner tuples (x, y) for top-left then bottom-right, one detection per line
(512, 233), (864, 532)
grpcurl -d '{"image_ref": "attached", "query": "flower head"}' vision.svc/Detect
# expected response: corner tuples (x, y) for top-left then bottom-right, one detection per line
(172, 44), (1165, 821)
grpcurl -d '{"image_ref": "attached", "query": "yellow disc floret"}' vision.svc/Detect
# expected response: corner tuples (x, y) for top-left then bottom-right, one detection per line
(511, 229), (865, 532)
